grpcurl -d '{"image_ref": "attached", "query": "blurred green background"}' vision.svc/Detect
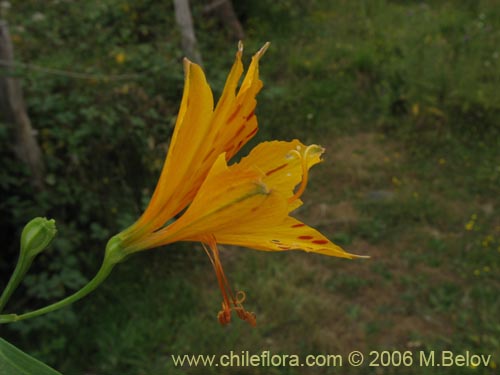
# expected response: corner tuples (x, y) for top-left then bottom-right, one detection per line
(0, 0), (499, 374)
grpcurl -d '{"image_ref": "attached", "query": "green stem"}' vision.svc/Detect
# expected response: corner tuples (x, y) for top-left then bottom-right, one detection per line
(0, 259), (115, 324)
(0, 253), (31, 313)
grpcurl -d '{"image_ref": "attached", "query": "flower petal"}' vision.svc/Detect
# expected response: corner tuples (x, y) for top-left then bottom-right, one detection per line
(207, 42), (270, 161)
(134, 141), (357, 259)
(124, 44), (269, 245)
(133, 153), (274, 250)
(124, 60), (214, 243)
(234, 139), (323, 210)
(215, 216), (356, 259)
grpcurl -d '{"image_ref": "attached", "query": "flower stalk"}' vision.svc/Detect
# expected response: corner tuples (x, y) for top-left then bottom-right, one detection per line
(0, 236), (127, 324)
(0, 218), (57, 313)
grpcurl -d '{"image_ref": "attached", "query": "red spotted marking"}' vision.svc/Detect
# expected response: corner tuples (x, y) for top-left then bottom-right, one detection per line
(226, 105), (242, 123)
(291, 223), (305, 228)
(182, 185), (199, 200)
(202, 147), (216, 163)
(217, 96), (227, 109)
(298, 235), (313, 240)
(245, 127), (258, 140)
(235, 124), (246, 137)
(245, 110), (255, 121)
(265, 163), (288, 176)
(312, 239), (329, 245)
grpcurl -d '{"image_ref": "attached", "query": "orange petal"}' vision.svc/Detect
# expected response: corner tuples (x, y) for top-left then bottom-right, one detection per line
(208, 42), (270, 161)
(215, 216), (357, 259)
(124, 44), (270, 245)
(124, 60), (215, 243)
(134, 143), (358, 259)
(133, 154), (274, 250)
(235, 140), (323, 210)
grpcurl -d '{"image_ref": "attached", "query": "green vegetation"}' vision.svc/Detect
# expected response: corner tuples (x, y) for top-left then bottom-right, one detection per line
(1, 0), (499, 374)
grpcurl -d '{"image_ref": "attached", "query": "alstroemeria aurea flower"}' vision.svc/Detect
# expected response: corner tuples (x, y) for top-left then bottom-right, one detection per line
(122, 41), (266, 246)
(107, 43), (360, 327)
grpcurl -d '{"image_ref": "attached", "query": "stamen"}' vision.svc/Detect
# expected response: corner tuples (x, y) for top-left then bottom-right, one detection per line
(202, 243), (232, 323)
(235, 290), (246, 304)
(288, 145), (317, 203)
(218, 301), (231, 325)
(203, 237), (257, 326)
(235, 307), (257, 327)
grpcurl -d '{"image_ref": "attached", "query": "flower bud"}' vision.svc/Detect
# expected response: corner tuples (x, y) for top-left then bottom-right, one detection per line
(0, 218), (57, 312)
(20, 217), (57, 259)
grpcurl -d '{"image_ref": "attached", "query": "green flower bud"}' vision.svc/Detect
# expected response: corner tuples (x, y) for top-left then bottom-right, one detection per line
(0, 218), (57, 312)
(20, 217), (57, 259)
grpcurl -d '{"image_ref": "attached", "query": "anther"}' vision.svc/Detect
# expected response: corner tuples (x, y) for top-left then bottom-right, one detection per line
(218, 301), (232, 325)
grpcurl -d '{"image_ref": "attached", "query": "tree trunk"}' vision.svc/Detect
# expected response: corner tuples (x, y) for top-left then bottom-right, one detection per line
(204, 0), (245, 41)
(0, 20), (44, 190)
(173, 0), (203, 66)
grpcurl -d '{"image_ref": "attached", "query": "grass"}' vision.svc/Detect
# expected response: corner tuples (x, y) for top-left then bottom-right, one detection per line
(2, 0), (500, 374)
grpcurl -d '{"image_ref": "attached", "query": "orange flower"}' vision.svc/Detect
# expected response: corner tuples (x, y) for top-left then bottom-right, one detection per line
(121, 42), (267, 247)
(108, 43), (361, 326)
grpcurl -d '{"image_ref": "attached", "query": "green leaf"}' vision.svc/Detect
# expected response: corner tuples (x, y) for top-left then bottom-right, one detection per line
(0, 338), (62, 375)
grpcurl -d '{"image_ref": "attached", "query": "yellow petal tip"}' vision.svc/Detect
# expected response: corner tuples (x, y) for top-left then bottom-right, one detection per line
(352, 254), (371, 259)
(255, 42), (271, 58)
(183, 57), (193, 71)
